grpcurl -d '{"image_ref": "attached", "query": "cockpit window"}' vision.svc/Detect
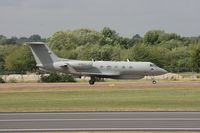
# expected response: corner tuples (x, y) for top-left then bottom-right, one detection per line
(150, 63), (157, 67)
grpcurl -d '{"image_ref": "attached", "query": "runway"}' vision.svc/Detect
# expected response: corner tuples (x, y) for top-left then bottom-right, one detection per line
(1, 112), (200, 132)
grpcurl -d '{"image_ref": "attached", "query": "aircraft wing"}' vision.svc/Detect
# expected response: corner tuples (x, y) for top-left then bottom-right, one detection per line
(84, 72), (120, 77)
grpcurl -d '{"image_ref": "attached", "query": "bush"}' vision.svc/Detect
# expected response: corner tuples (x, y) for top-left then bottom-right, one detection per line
(41, 73), (76, 83)
(170, 76), (177, 81)
(0, 77), (5, 83)
(96, 77), (105, 82)
(8, 78), (17, 83)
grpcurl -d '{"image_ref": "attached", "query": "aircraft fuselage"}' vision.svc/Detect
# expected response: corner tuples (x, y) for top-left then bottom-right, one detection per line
(27, 42), (167, 85)
(48, 60), (167, 80)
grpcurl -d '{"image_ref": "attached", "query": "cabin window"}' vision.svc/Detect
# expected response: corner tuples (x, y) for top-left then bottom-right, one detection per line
(122, 66), (126, 69)
(100, 66), (104, 69)
(107, 66), (111, 69)
(129, 66), (133, 69)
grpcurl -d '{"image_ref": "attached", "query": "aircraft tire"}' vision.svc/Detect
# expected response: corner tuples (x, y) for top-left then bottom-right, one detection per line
(89, 80), (95, 85)
(152, 80), (157, 84)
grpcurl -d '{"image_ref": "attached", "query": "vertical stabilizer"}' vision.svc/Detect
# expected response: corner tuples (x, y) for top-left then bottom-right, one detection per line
(27, 42), (59, 67)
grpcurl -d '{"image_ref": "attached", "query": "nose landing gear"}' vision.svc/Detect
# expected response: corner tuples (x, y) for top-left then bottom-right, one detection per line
(152, 80), (157, 84)
(145, 72), (157, 84)
(150, 75), (157, 84)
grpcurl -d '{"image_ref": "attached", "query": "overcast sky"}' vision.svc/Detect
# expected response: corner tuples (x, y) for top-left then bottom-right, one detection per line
(0, 0), (200, 37)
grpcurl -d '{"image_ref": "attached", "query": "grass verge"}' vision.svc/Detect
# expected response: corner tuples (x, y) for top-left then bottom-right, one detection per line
(0, 85), (200, 112)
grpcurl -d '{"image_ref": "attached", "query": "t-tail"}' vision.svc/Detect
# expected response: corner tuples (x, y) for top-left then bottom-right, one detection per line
(26, 42), (59, 71)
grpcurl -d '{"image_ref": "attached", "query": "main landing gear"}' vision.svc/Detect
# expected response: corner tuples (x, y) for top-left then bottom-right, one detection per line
(89, 77), (96, 85)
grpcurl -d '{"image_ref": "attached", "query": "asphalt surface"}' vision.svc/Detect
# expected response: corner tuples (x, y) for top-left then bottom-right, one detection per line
(1, 112), (200, 132)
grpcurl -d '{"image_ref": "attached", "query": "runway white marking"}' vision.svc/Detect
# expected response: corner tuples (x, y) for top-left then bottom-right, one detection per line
(1, 118), (200, 122)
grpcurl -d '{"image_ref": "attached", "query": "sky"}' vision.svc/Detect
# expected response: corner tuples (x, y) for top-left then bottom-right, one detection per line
(0, 0), (200, 38)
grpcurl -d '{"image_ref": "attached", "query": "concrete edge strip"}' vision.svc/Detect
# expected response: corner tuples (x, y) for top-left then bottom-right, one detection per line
(1, 128), (200, 132)
(1, 118), (200, 122)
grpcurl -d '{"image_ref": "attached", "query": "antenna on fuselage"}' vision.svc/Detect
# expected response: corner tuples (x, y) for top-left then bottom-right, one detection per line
(127, 59), (130, 62)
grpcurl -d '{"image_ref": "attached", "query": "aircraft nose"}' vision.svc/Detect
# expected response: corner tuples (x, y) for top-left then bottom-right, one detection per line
(160, 68), (168, 75)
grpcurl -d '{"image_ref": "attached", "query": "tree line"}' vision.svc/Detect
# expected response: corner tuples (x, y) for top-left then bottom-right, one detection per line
(0, 27), (200, 74)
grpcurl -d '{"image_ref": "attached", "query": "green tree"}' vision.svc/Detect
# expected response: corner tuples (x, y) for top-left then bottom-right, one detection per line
(0, 45), (18, 74)
(48, 31), (77, 58)
(0, 35), (7, 45)
(100, 27), (129, 48)
(159, 39), (184, 50)
(28, 34), (43, 42)
(191, 44), (200, 72)
(165, 47), (191, 72)
(144, 30), (163, 45)
(6, 36), (17, 44)
(75, 44), (101, 60)
(149, 46), (170, 68)
(111, 46), (121, 61)
(131, 44), (151, 61)
(100, 45), (113, 60)
(72, 29), (103, 46)
(127, 34), (142, 48)
(0, 56), (4, 74)
(129, 44), (169, 68)
(5, 46), (36, 72)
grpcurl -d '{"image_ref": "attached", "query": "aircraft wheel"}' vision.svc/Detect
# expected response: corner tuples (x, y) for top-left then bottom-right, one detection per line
(152, 80), (157, 84)
(89, 80), (95, 85)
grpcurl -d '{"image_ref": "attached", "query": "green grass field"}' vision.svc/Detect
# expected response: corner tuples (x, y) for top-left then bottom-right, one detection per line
(1, 83), (200, 112)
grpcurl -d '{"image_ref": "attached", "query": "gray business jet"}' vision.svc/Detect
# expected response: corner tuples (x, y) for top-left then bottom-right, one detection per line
(27, 42), (167, 85)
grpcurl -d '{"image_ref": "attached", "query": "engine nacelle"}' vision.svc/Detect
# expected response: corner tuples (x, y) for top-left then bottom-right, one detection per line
(68, 61), (93, 69)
